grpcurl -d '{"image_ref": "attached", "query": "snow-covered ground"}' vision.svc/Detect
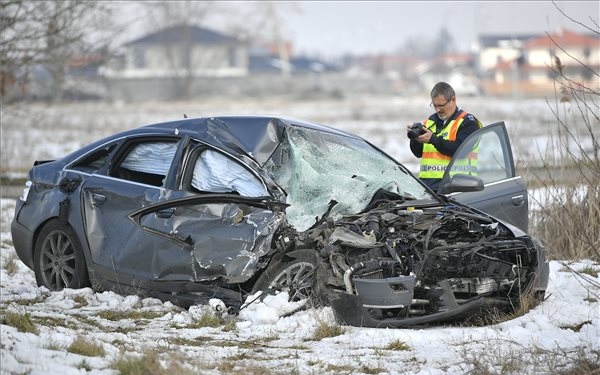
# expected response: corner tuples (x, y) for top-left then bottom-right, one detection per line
(1, 197), (599, 374)
(1, 97), (599, 374)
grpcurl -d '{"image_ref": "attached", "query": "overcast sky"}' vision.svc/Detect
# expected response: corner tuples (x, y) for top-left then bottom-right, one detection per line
(117, 1), (599, 58)
(276, 1), (599, 57)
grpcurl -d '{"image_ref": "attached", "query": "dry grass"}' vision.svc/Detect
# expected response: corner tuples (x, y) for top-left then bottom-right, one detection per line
(67, 336), (106, 357)
(182, 310), (236, 329)
(462, 291), (543, 327)
(311, 320), (346, 341)
(525, 58), (600, 262)
(530, 183), (600, 261)
(384, 339), (411, 351)
(455, 339), (599, 375)
(2, 310), (39, 334)
(3, 253), (19, 276)
(579, 264), (599, 278)
(97, 310), (167, 321)
(112, 350), (194, 375)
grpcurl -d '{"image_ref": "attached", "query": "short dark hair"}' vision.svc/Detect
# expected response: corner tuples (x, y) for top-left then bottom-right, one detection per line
(431, 82), (455, 100)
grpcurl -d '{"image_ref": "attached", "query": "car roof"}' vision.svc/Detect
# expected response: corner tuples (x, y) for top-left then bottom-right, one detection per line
(62, 115), (364, 167)
(141, 115), (363, 164)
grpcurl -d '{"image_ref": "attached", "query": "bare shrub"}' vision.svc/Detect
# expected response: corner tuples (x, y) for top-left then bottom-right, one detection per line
(525, 25), (600, 261)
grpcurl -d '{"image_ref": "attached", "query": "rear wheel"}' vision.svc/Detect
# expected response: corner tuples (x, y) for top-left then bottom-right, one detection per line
(34, 220), (90, 291)
(252, 249), (319, 302)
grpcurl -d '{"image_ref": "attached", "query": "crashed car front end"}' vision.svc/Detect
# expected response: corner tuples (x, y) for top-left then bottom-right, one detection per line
(302, 198), (546, 328)
(259, 123), (547, 327)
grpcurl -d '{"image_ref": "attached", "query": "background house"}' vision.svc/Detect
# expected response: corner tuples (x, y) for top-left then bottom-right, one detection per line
(35, 26), (598, 102)
(100, 24), (249, 101)
(478, 29), (599, 96)
(103, 24), (248, 79)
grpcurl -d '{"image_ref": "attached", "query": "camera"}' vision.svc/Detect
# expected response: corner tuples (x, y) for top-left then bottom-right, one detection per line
(407, 122), (426, 139)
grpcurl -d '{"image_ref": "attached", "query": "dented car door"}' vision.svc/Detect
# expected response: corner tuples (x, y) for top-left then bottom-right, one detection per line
(110, 142), (284, 284)
(127, 196), (285, 283)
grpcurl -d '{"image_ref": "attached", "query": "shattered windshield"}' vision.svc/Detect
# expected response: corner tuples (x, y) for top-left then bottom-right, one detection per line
(265, 125), (434, 231)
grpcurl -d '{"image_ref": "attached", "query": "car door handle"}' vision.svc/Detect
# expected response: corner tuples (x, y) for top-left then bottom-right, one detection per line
(91, 193), (106, 206)
(511, 195), (524, 206)
(156, 208), (175, 218)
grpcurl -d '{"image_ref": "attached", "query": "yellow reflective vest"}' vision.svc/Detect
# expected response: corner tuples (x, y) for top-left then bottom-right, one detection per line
(418, 111), (481, 180)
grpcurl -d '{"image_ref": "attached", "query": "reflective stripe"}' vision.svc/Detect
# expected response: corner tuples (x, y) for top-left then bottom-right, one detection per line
(420, 164), (478, 173)
(421, 152), (451, 161)
(448, 111), (467, 141)
(420, 165), (448, 172)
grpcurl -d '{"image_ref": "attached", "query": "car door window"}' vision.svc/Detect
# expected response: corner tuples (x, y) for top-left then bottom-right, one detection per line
(112, 141), (178, 187)
(190, 149), (267, 197)
(446, 122), (515, 184)
(70, 143), (116, 173)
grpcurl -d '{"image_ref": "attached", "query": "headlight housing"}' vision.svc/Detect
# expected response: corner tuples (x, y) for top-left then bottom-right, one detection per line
(20, 180), (32, 202)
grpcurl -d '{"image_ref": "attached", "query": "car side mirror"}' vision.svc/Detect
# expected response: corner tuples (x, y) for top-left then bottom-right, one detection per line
(437, 174), (484, 195)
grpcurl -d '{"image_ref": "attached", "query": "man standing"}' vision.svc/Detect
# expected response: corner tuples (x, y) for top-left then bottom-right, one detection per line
(408, 82), (482, 191)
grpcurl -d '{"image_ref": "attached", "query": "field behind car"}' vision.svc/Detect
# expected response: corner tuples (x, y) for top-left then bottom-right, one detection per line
(0, 95), (587, 178)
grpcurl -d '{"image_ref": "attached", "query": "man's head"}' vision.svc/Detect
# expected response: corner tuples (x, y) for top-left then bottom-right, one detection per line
(430, 82), (456, 121)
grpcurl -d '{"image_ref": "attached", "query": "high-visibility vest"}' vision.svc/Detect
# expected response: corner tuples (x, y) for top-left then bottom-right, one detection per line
(418, 111), (481, 180)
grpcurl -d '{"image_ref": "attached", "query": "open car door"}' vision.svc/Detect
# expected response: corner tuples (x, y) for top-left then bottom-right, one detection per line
(437, 122), (529, 232)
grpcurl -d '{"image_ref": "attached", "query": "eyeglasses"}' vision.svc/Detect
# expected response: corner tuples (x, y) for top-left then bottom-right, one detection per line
(430, 97), (452, 109)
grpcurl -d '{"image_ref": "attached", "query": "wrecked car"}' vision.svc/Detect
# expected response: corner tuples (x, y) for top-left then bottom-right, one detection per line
(11, 116), (549, 327)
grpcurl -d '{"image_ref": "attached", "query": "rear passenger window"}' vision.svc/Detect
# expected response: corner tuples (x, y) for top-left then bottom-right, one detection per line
(112, 141), (178, 187)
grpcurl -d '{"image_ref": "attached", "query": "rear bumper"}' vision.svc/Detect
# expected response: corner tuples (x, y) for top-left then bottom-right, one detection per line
(10, 199), (35, 270)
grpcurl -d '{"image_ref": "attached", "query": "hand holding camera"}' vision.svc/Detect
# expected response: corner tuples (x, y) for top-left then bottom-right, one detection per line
(407, 122), (426, 139)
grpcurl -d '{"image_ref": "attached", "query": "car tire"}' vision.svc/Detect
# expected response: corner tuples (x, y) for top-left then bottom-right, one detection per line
(252, 249), (320, 302)
(34, 220), (90, 291)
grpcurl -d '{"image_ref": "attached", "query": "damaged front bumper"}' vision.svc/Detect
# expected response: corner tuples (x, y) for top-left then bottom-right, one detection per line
(323, 257), (542, 328)
(330, 288), (512, 328)
(330, 273), (520, 328)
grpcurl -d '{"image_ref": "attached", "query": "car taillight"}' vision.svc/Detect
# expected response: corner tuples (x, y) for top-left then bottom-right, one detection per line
(20, 180), (32, 202)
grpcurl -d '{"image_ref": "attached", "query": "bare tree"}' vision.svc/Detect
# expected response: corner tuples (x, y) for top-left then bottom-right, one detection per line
(1, 0), (112, 101)
(138, 1), (222, 99)
(229, 2), (301, 79)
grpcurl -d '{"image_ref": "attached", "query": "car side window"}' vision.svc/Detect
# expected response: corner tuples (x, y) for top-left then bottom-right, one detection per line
(448, 123), (515, 184)
(190, 149), (267, 197)
(70, 144), (116, 173)
(112, 141), (178, 187)
(475, 132), (512, 183)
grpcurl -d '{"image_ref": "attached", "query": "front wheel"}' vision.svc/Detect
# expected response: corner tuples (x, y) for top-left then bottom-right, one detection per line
(252, 249), (320, 302)
(33, 220), (90, 291)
